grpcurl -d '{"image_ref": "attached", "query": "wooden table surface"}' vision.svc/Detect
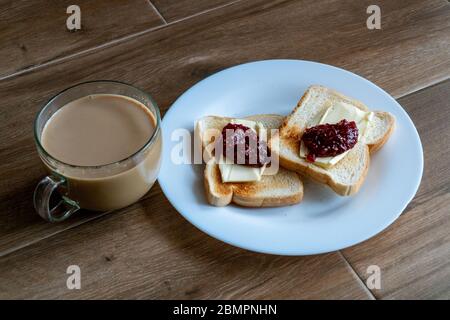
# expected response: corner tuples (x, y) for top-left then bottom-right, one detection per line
(0, 0), (449, 299)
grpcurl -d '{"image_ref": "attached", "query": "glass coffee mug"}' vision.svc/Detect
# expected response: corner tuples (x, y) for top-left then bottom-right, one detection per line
(33, 81), (162, 222)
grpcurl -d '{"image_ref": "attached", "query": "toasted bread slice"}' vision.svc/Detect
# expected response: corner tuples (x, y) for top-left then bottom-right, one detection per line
(204, 159), (303, 207)
(196, 114), (303, 207)
(272, 85), (395, 196)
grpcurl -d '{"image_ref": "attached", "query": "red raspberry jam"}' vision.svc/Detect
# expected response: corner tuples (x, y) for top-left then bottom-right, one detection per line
(301, 119), (358, 162)
(220, 123), (270, 167)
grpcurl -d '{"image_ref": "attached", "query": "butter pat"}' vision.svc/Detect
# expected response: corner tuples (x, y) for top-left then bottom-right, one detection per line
(300, 101), (374, 167)
(218, 119), (266, 182)
(229, 118), (265, 136)
(219, 160), (265, 182)
(230, 119), (257, 131)
(300, 142), (348, 169)
(320, 102), (374, 139)
(320, 102), (366, 125)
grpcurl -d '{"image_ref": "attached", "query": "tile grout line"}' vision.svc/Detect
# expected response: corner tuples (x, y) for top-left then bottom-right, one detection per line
(0, 24), (165, 81)
(0, 211), (114, 259)
(0, 0), (243, 82)
(338, 251), (377, 300)
(162, 0), (243, 25)
(394, 75), (450, 100)
(147, 0), (168, 25)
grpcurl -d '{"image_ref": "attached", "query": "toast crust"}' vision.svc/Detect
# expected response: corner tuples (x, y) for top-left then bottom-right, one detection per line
(367, 112), (396, 153)
(204, 162), (303, 207)
(204, 163), (233, 206)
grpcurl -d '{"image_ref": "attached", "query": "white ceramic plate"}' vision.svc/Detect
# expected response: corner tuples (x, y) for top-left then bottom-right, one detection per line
(158, 60), (423, 255)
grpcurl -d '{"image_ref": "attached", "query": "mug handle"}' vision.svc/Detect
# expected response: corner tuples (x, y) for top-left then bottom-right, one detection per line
(33, 175), (80, 222)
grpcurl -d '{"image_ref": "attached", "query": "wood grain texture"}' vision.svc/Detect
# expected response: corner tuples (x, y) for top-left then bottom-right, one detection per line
(151, 0), (236, 22)
(0, 0), (164, 78)
(0, 186), (372, 299)
(2, 0), (448, 257)
(0, 0), (449, 298)
(342, 80), (450, 299)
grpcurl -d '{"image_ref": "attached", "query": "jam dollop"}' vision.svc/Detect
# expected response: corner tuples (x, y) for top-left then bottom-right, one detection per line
(220, 123), (270, 167)
(302, 119), (358, 162)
